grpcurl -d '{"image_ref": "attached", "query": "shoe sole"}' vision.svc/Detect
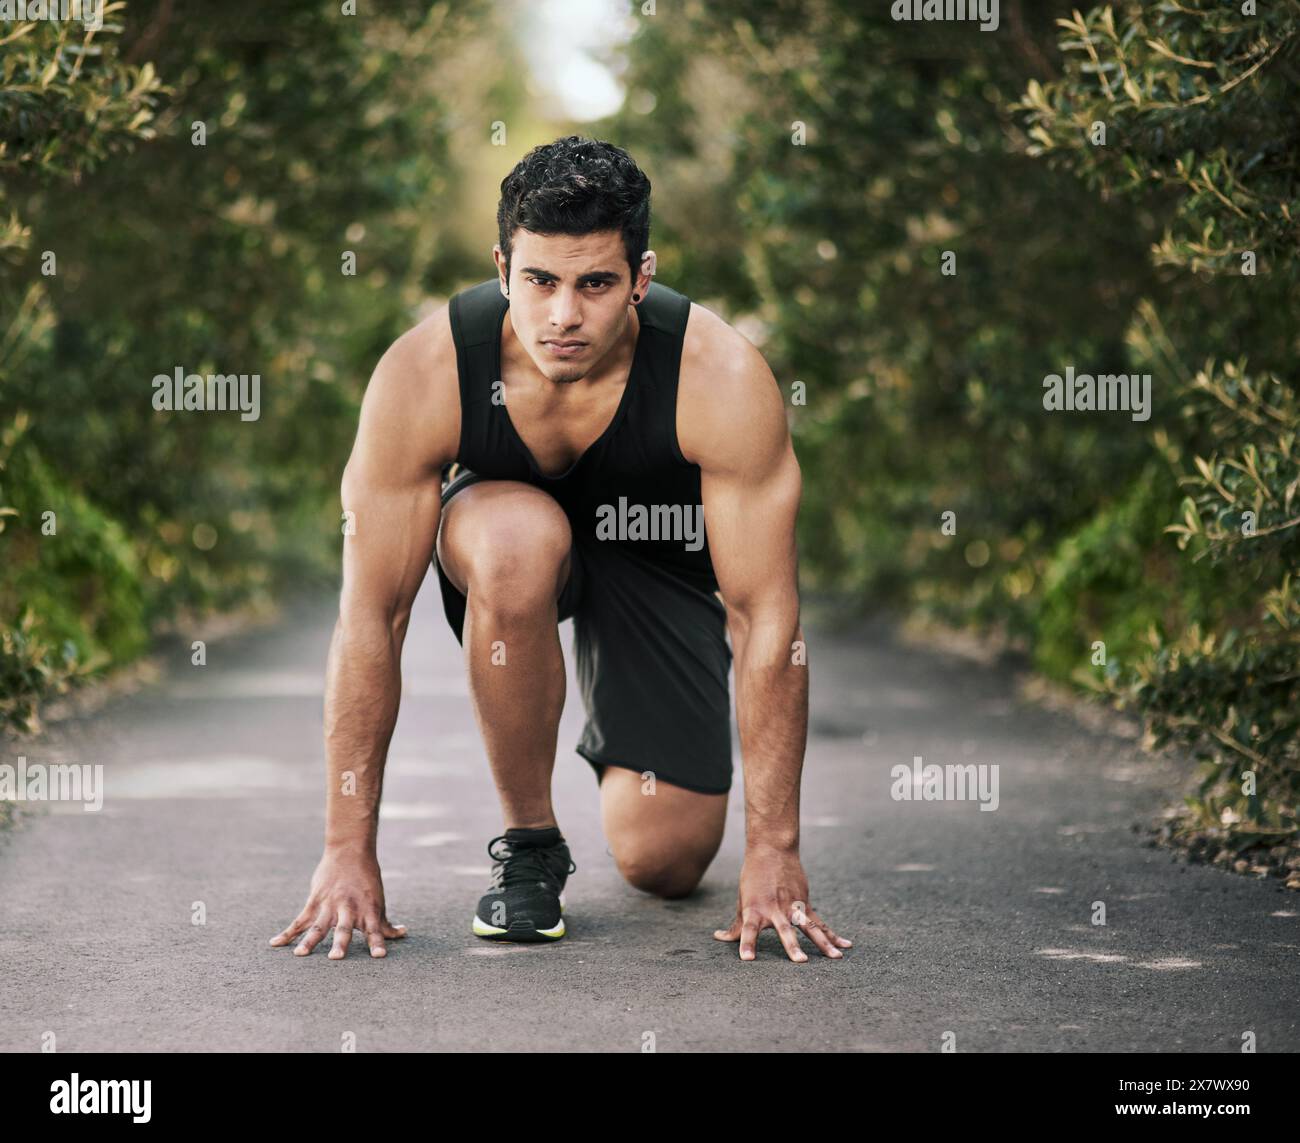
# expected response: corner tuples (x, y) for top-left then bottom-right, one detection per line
(471, 896), (566, 942)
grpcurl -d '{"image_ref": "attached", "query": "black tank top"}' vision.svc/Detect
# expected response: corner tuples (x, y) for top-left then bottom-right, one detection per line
(448, 278), (718, 594)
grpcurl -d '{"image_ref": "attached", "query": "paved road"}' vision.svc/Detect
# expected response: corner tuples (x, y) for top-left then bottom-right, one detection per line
(1, 584), (1296, 1052)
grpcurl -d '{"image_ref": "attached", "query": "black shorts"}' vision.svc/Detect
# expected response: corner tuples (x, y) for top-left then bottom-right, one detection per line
(433, 465), (734, 795)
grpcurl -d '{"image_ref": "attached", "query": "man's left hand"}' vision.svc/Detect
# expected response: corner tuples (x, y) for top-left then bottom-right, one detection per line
(712, 845), (852, 962)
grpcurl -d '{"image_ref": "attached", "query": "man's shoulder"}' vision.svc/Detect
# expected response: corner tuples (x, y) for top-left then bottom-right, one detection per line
(374, 300), (457, 396)
(679, 297), (780, 402)
(361, 300), (460, 468)
(679, 298), (761, 373)
(376, 275), (501, 384)
(676, 298), (784, 468)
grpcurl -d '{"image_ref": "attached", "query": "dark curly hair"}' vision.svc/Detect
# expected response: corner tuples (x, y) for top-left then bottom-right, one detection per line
(497, 136), (651, 282)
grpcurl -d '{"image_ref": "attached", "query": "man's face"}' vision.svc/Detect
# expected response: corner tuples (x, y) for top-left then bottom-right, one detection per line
(495, 229), (638, 384)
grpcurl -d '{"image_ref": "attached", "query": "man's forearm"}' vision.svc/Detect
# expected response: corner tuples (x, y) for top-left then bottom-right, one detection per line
(729, 607), (808, 852)
(321, 614), (404, 852)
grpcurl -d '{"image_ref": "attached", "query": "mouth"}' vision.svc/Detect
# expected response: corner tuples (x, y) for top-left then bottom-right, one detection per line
(544, 340), (587, 357)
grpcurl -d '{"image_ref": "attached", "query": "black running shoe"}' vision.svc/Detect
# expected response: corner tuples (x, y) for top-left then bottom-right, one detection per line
(472, 826), (576, 941)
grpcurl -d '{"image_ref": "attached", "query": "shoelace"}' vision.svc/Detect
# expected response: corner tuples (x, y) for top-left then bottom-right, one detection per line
(485, 834), (577, 891)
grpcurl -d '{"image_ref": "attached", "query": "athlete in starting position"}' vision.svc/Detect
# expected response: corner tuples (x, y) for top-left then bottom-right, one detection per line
(270, 136), (850, 963)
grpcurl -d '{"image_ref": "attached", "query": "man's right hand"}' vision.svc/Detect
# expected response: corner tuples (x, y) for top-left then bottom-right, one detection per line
(276, 308), (449, 962)
(269, 847), (408, 959)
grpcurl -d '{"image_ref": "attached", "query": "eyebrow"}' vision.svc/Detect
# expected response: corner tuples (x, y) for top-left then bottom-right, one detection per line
(519, 267), (623, 284)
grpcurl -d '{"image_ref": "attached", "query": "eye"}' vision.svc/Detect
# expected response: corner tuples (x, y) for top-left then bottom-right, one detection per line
(527, 276), (552, 288)
(583, 280), (610, 291)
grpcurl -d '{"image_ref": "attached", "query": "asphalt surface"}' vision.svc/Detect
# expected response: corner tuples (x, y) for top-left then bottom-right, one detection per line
(1, 584), (1296, 1053)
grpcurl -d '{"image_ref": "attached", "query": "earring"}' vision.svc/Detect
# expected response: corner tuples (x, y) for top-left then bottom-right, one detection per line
(632, 292), (640, 302)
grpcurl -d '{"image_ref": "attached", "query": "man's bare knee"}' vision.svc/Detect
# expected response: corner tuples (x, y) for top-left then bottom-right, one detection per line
(466, 520), (570, 598)
(616, 850), (711, 899)
(440, 484), (572, 610)
(600, 768), (725, 899)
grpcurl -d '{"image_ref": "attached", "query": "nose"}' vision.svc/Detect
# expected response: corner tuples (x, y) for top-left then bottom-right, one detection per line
(548, 286), (583, 333)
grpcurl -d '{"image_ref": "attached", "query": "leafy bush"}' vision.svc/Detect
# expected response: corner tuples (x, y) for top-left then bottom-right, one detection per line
(1, 2), (492, 735)
(1020, 3), (1298, 849)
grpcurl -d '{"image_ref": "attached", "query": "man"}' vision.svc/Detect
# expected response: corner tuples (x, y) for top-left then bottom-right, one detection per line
(270, 136), (850, 963)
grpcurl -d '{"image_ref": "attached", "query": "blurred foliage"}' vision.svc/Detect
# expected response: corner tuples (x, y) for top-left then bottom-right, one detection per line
(1021, 3), (1298, 849)
(1, 0), (511, 735)
(2, 5), (161, 734)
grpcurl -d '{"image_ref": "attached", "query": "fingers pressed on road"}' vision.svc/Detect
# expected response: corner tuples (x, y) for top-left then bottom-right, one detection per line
(269, 912), (310, 947)
(272, 911), (406, 959)
(364, 917), (410, 958)
(716, 908), (851, 962)
(362, 914), (391, 958)
(329, 908), (355, 959)
(295, 919), (330, 957)
(824, 924), (852, 949)
(773, 916), (808, 963)
(800, 915), (842, 959)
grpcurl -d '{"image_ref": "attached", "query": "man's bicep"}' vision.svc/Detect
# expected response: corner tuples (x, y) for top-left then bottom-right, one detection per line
(686, 328), (801, 619)
(338, 321), (456, 632)
(702, 441), (801, 619)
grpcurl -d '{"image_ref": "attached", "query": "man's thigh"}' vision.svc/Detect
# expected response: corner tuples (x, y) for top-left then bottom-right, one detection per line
(597, 765), (728, 897)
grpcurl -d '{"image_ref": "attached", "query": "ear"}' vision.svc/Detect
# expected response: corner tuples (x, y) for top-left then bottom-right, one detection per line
(632, 249), (656, 304)
(492, 244), (509, 295)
